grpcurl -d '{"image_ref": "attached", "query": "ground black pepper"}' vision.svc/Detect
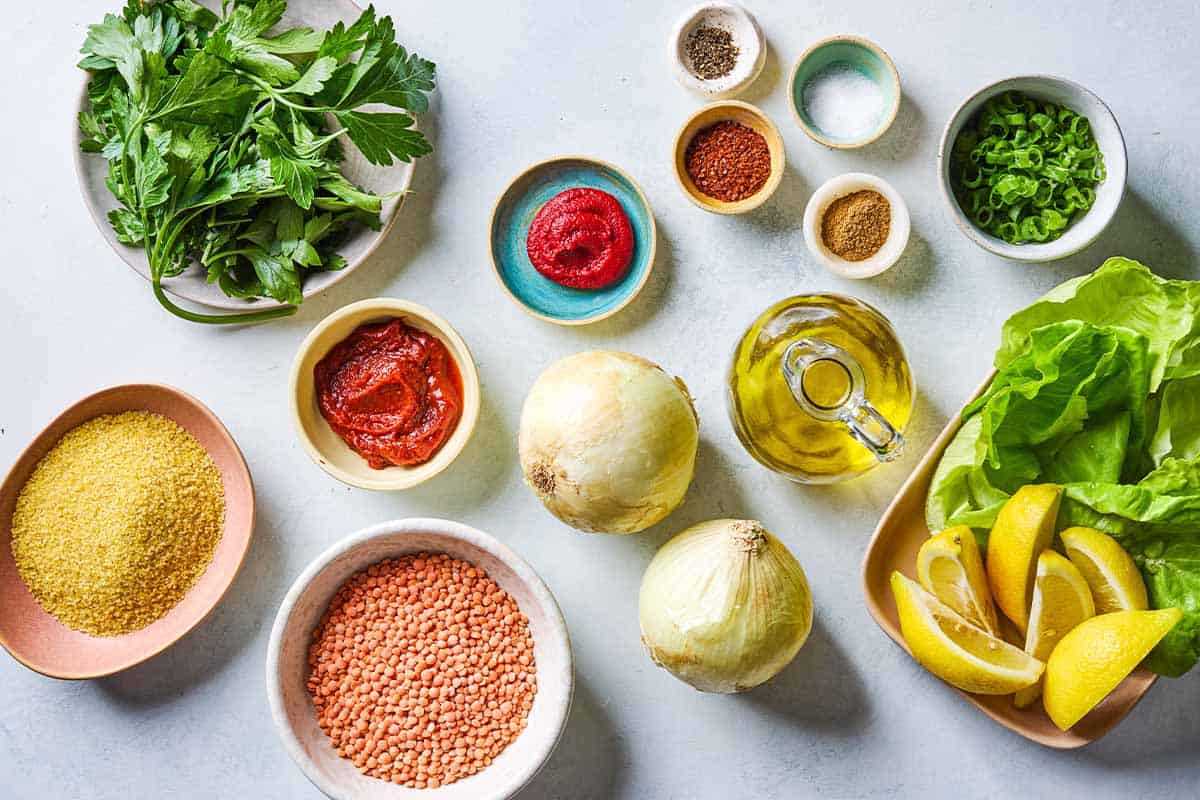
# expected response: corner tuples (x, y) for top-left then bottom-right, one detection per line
(685, 25), (739, 80)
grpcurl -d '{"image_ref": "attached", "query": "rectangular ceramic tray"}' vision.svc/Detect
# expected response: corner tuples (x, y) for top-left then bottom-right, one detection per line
(861, 374), (1157, 748)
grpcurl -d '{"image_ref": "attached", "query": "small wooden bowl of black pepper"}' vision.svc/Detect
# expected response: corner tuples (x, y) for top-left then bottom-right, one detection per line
(673, 100), (785, 215)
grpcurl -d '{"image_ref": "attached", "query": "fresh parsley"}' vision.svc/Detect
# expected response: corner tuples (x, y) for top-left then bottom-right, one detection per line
(78, 0), (436, 324)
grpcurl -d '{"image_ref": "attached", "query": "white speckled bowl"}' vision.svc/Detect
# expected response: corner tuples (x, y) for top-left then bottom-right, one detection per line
(669, 2), (765, 98)
(938, 75), (1126, 263)
(267, 518), (574, 800)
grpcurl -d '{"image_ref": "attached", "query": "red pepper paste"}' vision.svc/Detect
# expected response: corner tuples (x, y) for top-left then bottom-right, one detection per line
(525, 187), (635, 290)
(314, 319), (463, 469)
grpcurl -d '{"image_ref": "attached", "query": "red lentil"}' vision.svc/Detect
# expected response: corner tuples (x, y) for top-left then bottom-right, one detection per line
(306, 553), (537, 788)
(684, 120), (771, 202)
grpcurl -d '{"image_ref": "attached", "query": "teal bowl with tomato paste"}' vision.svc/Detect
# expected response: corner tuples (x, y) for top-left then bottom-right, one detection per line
(490, 156), (657, 325)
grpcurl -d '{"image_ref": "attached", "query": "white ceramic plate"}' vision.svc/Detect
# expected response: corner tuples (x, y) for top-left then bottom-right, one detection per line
(938, 75), (1126, 263)
(266, 518), (574, 800)
(72, 0), (416, 311)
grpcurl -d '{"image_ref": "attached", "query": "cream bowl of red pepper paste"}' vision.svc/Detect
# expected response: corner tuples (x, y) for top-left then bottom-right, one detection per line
(290, 299), (481, 491)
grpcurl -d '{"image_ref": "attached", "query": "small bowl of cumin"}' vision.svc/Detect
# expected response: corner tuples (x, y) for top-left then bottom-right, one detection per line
(673, 100), (786, 215)
(802, 172), (911, 278)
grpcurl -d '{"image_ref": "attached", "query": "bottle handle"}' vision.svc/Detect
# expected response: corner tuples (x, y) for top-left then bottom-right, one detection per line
(781, 338), (905, 463)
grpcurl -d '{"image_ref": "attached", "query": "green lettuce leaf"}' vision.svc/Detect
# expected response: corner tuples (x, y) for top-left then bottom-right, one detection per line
(1149, 375), (1200, 466)
(996, 257), (1200, 390)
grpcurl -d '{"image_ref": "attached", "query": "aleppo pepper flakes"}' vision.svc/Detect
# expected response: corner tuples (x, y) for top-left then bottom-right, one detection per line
(684, 120), (771, 202)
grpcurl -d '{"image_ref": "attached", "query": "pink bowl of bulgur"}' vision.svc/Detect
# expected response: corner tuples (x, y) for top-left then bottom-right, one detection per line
(0, 383), (255, 680)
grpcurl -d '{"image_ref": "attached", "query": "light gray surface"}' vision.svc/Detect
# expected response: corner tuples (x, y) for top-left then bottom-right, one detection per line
(1, 1), (1198, 798)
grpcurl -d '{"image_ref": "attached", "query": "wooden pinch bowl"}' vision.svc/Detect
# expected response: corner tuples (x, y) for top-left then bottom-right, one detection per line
(861, 373), (1157, 748)
(673, 100), (785, 214)
(0, 384), (255, 679)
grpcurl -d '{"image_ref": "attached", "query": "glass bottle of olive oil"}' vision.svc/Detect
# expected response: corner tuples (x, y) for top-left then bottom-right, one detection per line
(726, 294), (914, 484)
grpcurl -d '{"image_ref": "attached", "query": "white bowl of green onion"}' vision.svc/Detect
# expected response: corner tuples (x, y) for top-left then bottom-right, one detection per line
(938, 75), (1126, 263)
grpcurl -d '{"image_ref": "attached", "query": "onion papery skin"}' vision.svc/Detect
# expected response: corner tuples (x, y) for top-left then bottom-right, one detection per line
(518, 350), (699, 534)
(638, 519), (813, 692)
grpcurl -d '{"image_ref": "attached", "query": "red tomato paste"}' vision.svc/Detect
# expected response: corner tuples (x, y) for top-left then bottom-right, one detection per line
(525, 187), (635, 290)
(314, 319), (463, 469)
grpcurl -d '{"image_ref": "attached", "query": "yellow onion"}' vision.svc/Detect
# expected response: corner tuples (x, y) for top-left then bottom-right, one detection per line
(519, 350), (699, 534)
(639, 519), (813, 692)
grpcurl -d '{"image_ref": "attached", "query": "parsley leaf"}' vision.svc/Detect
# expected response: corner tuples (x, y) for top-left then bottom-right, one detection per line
(335, 111), (431, 166)
(285, 56), (338, 96)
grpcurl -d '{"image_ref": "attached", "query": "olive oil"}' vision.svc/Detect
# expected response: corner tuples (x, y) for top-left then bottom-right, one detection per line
(726, 294), (914, 483)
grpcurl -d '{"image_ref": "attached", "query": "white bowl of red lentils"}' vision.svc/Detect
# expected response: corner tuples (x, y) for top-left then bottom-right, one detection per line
(267, 518), (573, 800)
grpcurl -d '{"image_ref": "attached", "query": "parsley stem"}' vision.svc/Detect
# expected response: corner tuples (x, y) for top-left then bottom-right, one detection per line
(152, 279), (298, 325)
(243, 72), (336, 113)
(203, 247), (259, 264)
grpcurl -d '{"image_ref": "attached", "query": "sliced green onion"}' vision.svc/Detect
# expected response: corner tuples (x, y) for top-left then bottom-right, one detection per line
(1020, 216), (1049, 242)
(1041, 208), (1068, 231)
(949, 90), (1106, 244)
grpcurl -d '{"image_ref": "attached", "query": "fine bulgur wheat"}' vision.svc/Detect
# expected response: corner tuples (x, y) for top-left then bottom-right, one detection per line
(11, 411), (225, 636)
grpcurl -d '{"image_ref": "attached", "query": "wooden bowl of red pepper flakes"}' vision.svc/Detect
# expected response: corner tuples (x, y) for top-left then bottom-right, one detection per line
(673, 100), (786, 215)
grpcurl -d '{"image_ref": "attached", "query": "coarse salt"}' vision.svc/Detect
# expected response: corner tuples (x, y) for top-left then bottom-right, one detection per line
(801, 63), (884, 141)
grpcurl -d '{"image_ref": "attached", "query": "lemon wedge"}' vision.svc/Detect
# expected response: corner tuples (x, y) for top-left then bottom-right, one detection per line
(1060, 526), (1149, 614)
(1043, 608), (1183, 730)
(986, 484), (1062, 634)
(891, 572), (1044, 695)
(1014, 551), (1095, 708)
(917, 526), (999, 636)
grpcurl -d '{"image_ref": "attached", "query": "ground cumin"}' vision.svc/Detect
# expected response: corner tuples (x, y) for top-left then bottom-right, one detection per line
(684, 120), (771, 202)
(11, 411), (224, 636)
(820, 189), (891, 261)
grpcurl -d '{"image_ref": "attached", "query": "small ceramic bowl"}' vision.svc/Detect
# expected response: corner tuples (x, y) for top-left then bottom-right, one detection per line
(289, 299), (481, 490)
(267, 518), (574, 800)
(490, 156), (657, 325)
(0, 384), (255, 679)
(803, 172), (911, 278)
(74, 0), (415, 313)
(788, 36), (901, 149)
(669, 2), (766, 98)
(673, 100), (785, 214)
(938, 75), (1127, 263)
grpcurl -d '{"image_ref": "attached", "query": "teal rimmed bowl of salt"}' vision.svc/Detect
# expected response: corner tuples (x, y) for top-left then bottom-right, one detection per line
(788, 36), (901, 149)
